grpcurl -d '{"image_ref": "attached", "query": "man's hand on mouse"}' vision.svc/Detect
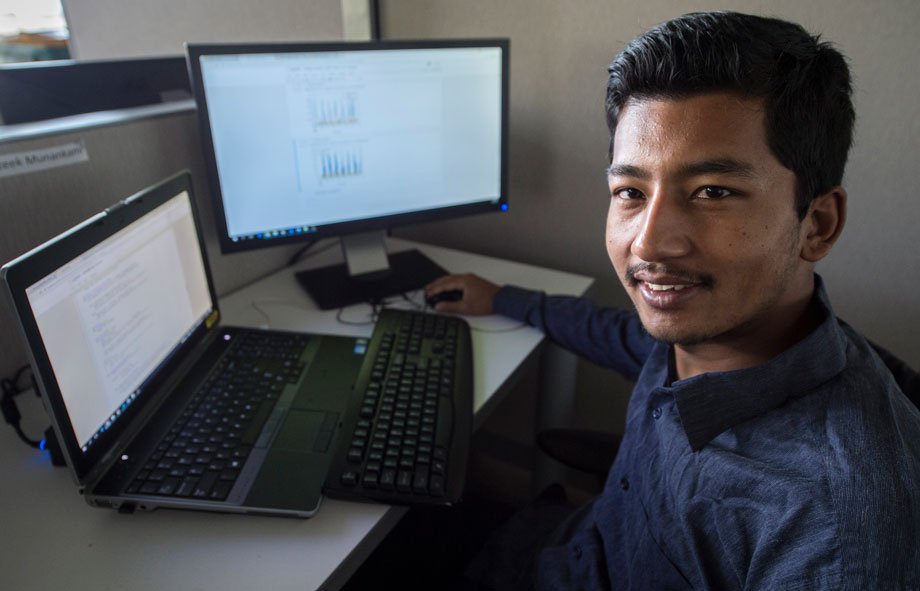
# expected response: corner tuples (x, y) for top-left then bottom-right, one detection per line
(425, 273), (500, 315)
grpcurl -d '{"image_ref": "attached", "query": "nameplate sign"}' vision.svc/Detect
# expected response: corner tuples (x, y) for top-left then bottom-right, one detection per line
(0, 141), (89, 178)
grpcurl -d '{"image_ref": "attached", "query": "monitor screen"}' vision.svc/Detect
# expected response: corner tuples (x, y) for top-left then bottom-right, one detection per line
(187, 39), (509, 253)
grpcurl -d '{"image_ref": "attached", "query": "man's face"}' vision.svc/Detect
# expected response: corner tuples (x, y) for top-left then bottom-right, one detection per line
(606, 92), (812, 347)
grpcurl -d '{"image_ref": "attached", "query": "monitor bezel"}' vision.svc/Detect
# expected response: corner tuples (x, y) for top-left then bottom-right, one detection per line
(186, 38), (510, 254)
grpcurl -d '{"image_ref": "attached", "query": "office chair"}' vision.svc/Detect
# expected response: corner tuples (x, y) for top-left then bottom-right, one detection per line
(537, 341), (920, 489)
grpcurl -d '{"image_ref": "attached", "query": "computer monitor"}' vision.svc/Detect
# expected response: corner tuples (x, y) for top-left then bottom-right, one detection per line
(186, 39), (509, 309)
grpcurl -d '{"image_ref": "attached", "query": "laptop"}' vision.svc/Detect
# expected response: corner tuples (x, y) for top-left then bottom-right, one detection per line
(1, 171), (366, 518)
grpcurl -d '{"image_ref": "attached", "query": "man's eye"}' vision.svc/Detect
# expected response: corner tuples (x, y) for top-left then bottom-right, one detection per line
(613, 188), (644, 200)
(698, 186), (732, 199)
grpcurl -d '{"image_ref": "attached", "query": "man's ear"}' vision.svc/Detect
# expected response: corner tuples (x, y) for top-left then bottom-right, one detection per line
(801, 187), (847, 262)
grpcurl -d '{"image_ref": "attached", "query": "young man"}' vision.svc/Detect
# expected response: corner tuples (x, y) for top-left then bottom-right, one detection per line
(427, 11), (920, 590)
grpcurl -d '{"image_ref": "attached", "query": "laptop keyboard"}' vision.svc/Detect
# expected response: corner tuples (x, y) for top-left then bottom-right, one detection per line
(123, 309), (472, 507)
(124, 331), (308, 501)
(324, 308), (473, 506)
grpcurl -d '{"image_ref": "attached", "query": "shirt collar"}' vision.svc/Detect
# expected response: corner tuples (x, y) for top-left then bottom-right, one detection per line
(659, 275), (848, 451)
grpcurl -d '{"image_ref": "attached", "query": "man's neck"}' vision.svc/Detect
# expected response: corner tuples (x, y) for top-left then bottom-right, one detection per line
(673, 287), (823, 381)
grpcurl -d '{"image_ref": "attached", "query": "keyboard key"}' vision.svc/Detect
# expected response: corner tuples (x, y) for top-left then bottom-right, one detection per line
(209, 480), (233, 501)
(429, 475), (446, 497)
(362, 471), (379, 489)
(413, 468), (429, 494)
(148, 469), (167, 482)
(139, 481), (159, 494)
(192, 471), (219, 498)
(380, 469), (396, 489)
(396, 470), (412, 491)
(157, 478), (180, 495)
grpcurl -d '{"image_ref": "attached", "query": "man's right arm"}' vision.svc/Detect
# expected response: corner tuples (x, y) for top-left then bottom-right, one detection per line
(425, 273), (655, 380)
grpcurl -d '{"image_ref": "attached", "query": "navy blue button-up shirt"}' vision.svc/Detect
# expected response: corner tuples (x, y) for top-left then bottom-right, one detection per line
(494, 277), (920, 590)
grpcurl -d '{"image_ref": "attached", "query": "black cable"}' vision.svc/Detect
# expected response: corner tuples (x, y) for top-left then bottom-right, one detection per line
(13, 422), (41, 448)
(1, 365), (42, 448)
(286, 239), (319, 267)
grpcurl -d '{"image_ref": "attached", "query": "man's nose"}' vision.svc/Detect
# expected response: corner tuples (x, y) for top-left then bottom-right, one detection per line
(630, 192), (692, 262)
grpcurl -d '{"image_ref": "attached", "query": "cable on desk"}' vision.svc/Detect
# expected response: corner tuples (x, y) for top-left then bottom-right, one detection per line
(377, 290), (528, 333)
(333, 291), (433, 327)
(335, 304), (378, 326)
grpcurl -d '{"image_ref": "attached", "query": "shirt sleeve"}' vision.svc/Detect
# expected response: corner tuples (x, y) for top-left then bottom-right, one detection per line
(493, 285), (655, 381)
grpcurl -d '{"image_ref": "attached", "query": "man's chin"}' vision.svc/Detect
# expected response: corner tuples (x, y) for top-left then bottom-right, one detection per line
(639, 320), (714, 347)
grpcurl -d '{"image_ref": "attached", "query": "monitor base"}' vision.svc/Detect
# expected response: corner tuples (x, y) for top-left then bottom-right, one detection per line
(295, 249), (448, 310)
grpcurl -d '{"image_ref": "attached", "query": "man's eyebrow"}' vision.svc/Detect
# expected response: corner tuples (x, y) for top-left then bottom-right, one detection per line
(681, 158), (757, 179)
(606, 164), (648, 179)
(606, 159), (758, 180)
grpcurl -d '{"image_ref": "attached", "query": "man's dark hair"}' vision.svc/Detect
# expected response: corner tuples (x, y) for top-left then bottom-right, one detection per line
(606, 12), (854, 217)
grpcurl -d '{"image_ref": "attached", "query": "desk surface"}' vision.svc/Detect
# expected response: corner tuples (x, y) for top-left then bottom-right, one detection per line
(0, 238), (592, 591)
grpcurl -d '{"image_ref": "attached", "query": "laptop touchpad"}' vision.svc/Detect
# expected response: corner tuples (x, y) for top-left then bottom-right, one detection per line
(243, 410), (335, 512)
(273, 410), (327, 452)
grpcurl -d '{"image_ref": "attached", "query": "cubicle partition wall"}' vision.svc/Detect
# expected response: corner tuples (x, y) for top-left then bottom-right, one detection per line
(0, 104), (300, 380)
(0, 57), (191, 125)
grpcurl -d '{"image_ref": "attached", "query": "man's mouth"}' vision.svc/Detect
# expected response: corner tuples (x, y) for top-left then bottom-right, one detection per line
(637, 280), (703, 309)
(626, 264), (713, 310)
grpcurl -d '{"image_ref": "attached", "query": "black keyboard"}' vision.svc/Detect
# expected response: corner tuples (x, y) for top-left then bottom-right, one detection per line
(124, 331), (309, 500)
(324, 308), (473, 506)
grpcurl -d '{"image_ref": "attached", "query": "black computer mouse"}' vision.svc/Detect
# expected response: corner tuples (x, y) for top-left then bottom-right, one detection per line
(426, 289), (464, 307)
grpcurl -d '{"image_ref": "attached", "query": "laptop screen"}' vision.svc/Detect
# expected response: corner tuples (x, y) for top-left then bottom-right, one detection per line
(24, 190), (213, 453)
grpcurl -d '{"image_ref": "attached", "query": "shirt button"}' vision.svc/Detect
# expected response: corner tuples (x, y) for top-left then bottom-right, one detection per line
(620, 477), (629, 491)
(573, 545), (582, 559)
(652, 407), (662, 420)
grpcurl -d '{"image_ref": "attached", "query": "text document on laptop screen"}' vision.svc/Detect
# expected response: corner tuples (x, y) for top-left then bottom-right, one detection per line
(25, 192), (213, 451)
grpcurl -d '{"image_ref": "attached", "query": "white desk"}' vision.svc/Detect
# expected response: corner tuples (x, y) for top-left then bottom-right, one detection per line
(0, 238), (592, 591)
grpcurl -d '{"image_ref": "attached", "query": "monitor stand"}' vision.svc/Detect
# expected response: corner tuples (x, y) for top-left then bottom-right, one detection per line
(295, 231), (448, 310)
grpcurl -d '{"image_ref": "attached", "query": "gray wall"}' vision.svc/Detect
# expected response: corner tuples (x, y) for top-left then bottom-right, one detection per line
(382, 0), (920, 434)
(61, 0), (344, 59)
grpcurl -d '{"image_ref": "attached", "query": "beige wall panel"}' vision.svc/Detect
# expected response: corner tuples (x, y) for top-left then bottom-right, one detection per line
(62, 0), (344, 59)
